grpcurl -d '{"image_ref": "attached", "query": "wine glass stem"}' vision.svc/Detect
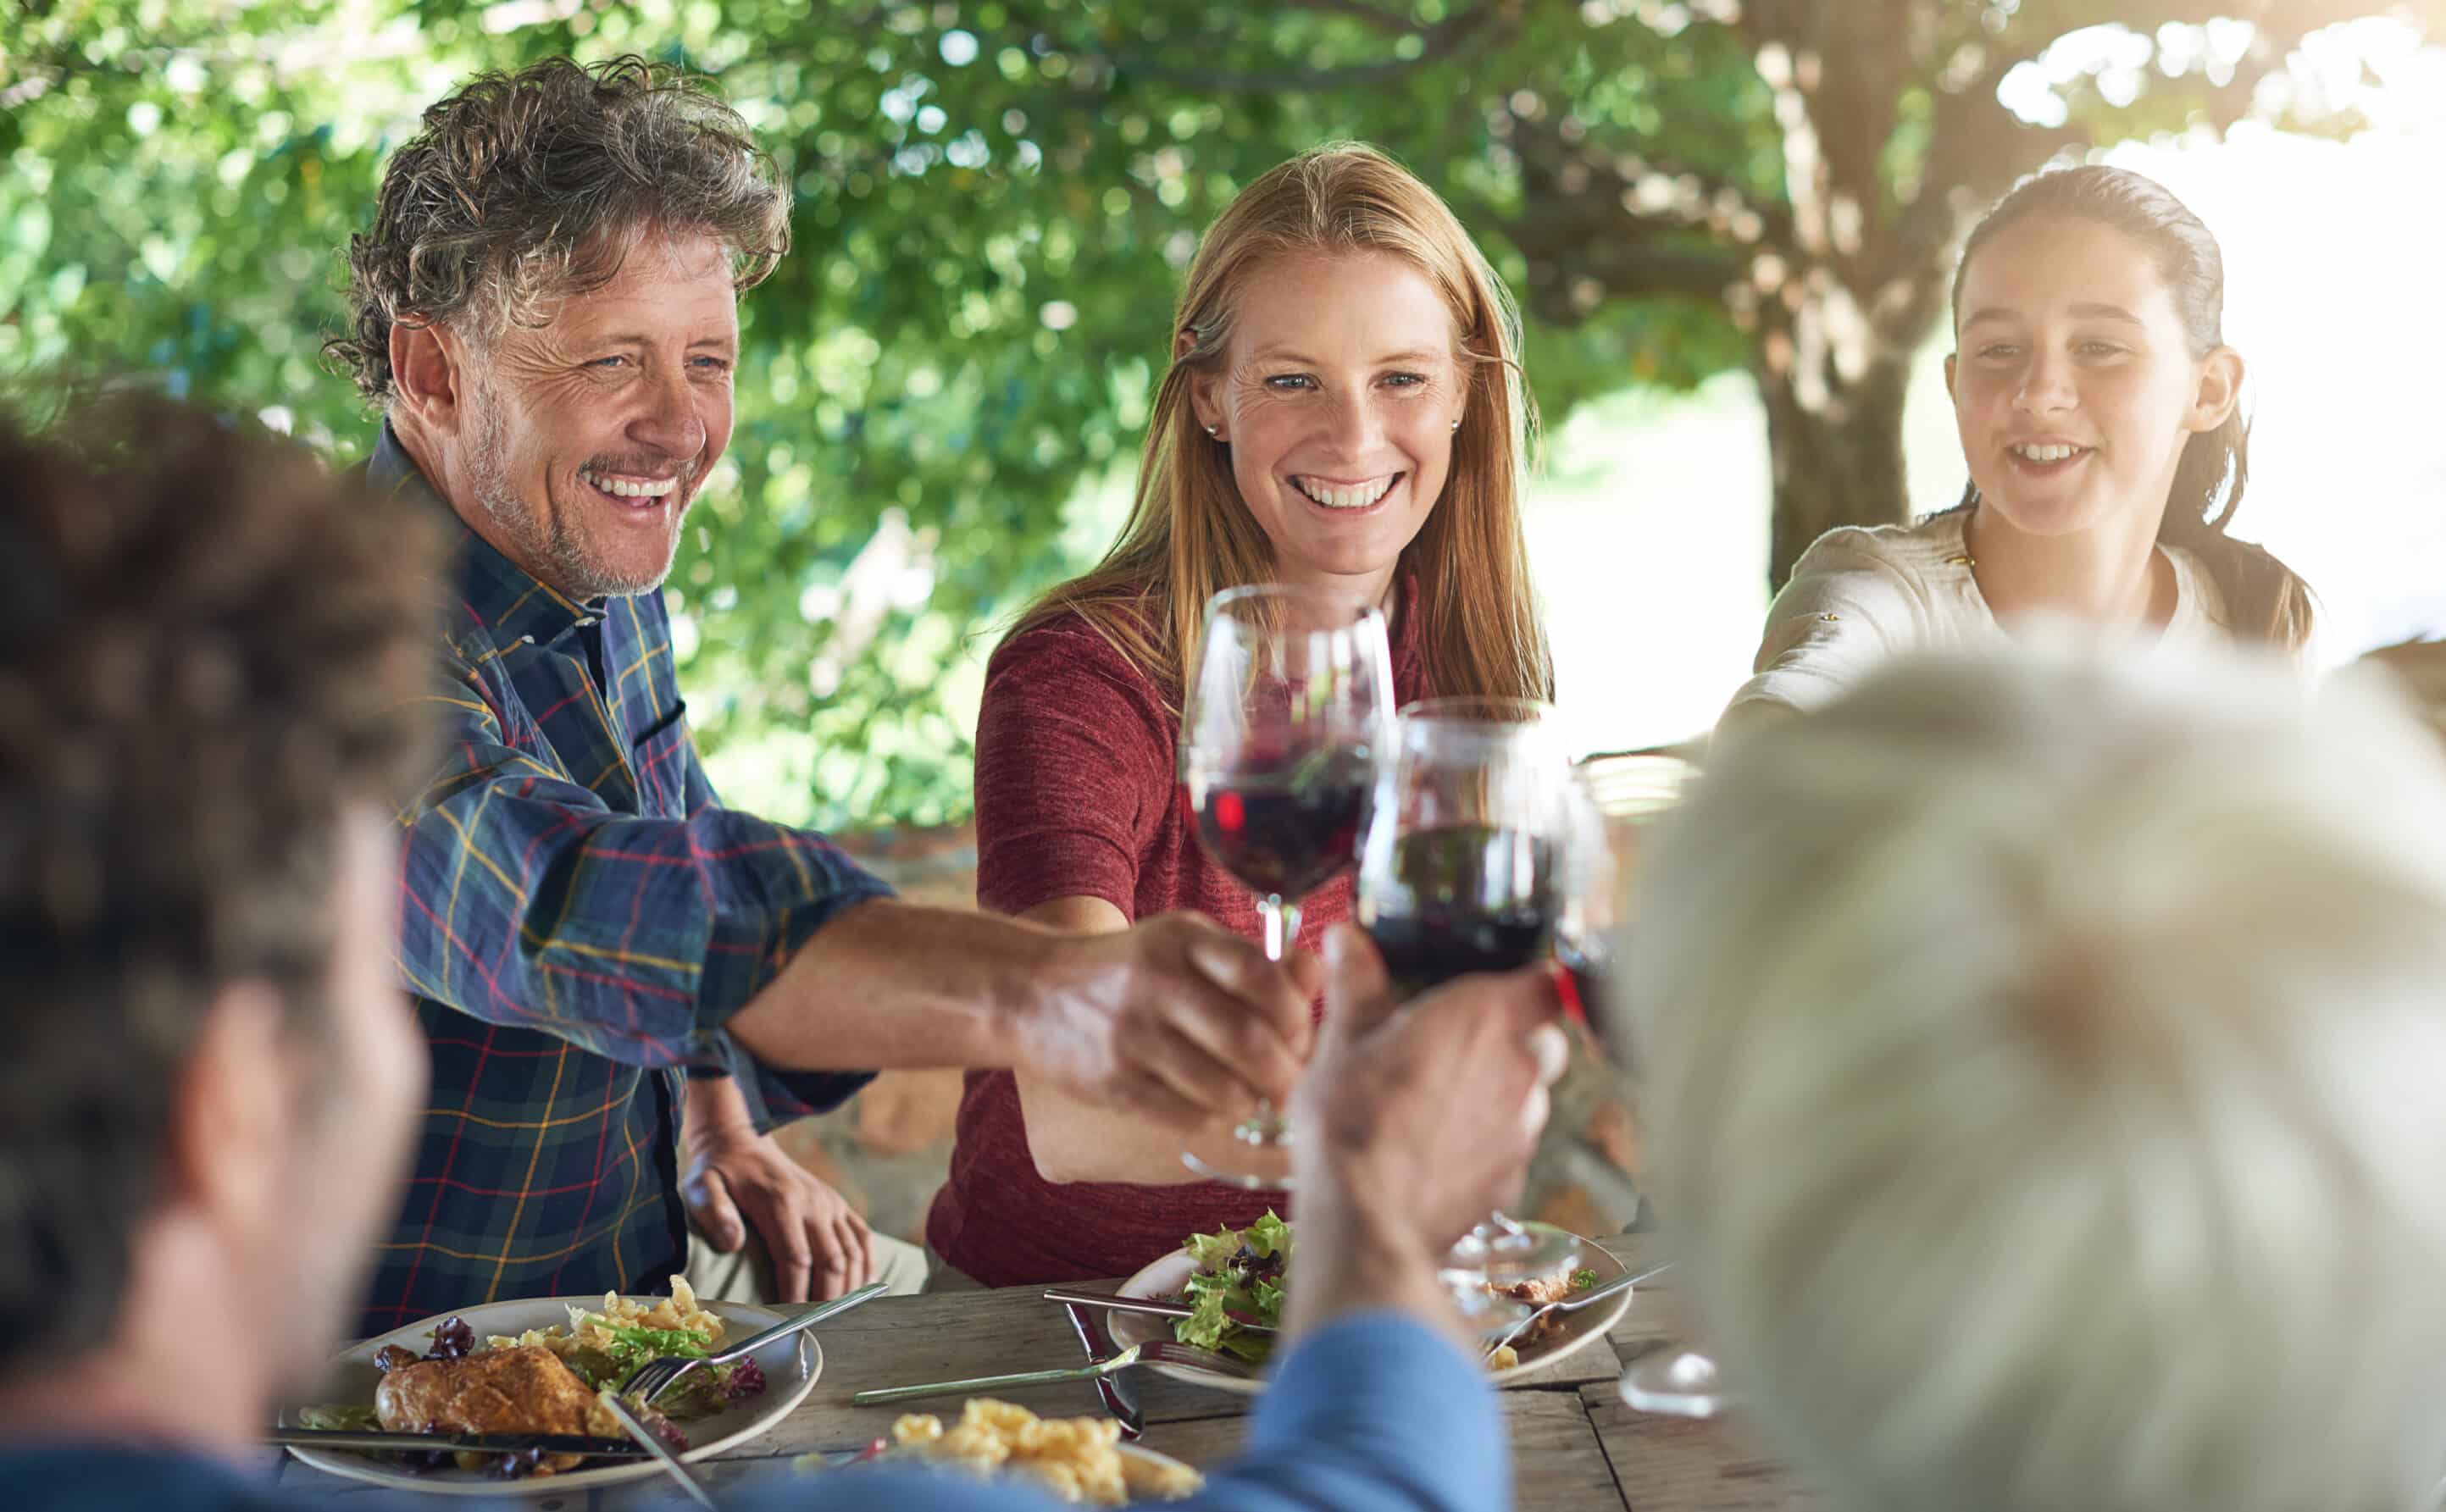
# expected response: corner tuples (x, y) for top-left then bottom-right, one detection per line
(1258, 895), (1301, 962)
(1249, 894), (1302, 1138)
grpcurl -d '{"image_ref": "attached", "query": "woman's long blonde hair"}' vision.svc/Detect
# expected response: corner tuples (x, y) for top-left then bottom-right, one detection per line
(1012, 142), (1551, 706)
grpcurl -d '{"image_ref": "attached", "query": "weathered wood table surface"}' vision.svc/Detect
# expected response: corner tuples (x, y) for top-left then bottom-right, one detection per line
(275, 1234), (1815, 1509)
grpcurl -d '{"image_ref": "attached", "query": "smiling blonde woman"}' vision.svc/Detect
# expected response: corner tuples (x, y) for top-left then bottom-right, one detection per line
(927, 143), (1553, 1288)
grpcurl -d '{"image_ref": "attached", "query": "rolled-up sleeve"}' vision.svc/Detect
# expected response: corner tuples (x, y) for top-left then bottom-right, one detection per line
(1718, 533), (1917, 737)
(398, 655), (894, 1124)
(973, 623), (1170, 920)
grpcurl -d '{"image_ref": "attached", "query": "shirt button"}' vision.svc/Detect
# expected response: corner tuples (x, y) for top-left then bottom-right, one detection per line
(1818, 612), (1841, 622)
(1946, 554), (1976, 567)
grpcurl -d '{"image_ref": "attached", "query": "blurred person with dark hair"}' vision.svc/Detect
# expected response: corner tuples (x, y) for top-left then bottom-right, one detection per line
(0, 401), (1568, 1512)
(0, 397), (438, 1504)
(336, 53), (1320, 1327)
(1637, 642), (2446, 1512)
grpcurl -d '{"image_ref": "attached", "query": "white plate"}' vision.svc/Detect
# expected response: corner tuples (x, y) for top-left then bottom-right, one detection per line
(1116, 1443), (1205, 1501)
(1108, 1223), (1634, 1393)
(280, 1294), (821, 1496)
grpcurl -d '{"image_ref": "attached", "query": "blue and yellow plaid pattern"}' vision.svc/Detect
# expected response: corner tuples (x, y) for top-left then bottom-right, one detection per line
(362, 428), (890, 1334)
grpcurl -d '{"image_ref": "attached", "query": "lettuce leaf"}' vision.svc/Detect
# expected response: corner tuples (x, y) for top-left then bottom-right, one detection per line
(1250, 1276), (1285, 1329)
(297, 1403), (381, 1432)
(1245, 1210), (1291, 1262)
(1182, 1223), (1244, 1271)
(1175, 1285), (1233, 1351)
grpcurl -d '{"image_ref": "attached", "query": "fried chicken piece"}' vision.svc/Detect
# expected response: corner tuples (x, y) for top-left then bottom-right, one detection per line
(1489, 1274), (1583, 1346)
(1494, 1274), (1578, 1307)
(375, 1344), (599, 1473)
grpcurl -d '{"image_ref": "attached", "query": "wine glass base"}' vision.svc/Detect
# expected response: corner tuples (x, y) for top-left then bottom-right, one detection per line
(1178, 1127), (1295, 1191)
(1618, 1350), (1729, 1418)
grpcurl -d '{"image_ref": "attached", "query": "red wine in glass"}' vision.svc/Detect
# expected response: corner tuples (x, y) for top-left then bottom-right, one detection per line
(1552, 936), (1606, 1031)
(1177, 584), (1395, 1188)
(1357, 701), (1585, 1315)
(1360, 825), (1560, 1002)
(1188, 749), (1374, 906)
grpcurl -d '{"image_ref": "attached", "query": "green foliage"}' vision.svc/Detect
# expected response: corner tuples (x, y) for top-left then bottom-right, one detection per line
(0, 0), (1726, 828)
(3, 0), (2424, 823)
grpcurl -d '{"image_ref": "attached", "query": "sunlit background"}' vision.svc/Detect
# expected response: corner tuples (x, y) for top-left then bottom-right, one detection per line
(1025, 85), (2446, 772)
(7, 7), (2444, 819)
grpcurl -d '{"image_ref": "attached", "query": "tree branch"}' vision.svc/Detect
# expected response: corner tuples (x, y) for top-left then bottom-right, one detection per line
(1275, 0), (1427, 35)
(1103, 3), (1506, 93)
(1508, 111), (1796, 252)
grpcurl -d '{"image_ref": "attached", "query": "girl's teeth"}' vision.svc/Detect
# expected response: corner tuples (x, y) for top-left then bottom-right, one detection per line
(582, 470), (677, 499)
(1295, 475), (1395, 509)
(2013, 444), (2083, 464)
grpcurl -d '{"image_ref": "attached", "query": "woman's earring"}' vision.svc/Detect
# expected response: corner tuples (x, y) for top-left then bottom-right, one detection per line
(1450, 418), (1461, 432)
(1206, 424), (1221, 439)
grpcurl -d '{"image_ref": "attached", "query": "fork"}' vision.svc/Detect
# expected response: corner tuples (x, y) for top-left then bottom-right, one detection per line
(1481, 1260), (1673, 1365)
(618, 1279), (888, 1405)
(849, 1340), (1254, 1408)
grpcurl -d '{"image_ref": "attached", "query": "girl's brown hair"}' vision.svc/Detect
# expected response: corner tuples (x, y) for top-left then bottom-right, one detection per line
(1010, 142), (1551, 705)
(1951, 165), (2314, 650)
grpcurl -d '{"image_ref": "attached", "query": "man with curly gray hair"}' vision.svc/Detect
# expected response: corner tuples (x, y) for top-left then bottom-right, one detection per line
(341, 56), (1323, 1332)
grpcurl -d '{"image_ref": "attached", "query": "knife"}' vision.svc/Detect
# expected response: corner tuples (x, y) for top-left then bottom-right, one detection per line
(1042, 1288), (1277, 1333)
(1062, 1300), (1144, 1441)
(265, 1426), (652, 1459)
(599, 1388), (717, 1509)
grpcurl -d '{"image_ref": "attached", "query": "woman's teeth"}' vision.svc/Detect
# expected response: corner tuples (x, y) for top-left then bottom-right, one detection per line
(1292, 474), (1396, 509)
(580, 469), (677, 500)
(2010, 443), (2087, 464)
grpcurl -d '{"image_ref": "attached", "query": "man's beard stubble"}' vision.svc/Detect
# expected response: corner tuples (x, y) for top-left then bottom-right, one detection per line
(464, 383), (688, 602)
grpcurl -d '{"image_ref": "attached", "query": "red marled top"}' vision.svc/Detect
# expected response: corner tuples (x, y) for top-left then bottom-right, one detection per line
(925, 593), (1427, 1285)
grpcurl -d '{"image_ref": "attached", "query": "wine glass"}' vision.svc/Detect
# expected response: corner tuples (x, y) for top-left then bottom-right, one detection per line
(1559, 755), (1732, 1418)
(1178, 584), (1395, 1189)
(1355, 696), (1585, 1319)
(1556, 752), (1691, 1072)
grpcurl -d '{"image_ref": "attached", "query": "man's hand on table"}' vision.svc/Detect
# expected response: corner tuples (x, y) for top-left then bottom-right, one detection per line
(1010, 911), (1322, 1130)
(681, 1089), (876, 1303)
(1285, 924), (1564, 1346)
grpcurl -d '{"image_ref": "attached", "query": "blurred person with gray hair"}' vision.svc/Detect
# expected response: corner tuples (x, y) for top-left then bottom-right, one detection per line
(1631, 642), (2446, 1512)
(336, 54), (1322, 1332)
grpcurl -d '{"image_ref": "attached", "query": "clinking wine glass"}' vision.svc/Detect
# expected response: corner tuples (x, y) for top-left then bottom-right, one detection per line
(1178, 584), (1395, 1189)
(1556, 751), (1689, 1073)
(1355, 696), (1585, 1322)
(1556, 755), (1731, 1418)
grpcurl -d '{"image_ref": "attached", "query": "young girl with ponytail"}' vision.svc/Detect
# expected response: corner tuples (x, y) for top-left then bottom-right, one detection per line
(1722, 165), (2314, 733)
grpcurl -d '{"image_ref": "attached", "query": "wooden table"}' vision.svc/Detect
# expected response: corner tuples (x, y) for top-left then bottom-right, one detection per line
(275, 1235), (1816, 1509)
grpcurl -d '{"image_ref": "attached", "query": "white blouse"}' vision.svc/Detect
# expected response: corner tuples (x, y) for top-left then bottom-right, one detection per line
(1721, 511), (2232, 730)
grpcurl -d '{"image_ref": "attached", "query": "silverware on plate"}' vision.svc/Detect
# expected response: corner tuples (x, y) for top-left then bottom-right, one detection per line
(263, 1426), (652, 1459)
(598, 1389), (717, 1509)
(850, 1341), (1254, 1408)
(1481, 1259), (1673, 1364)
(1061, 1300), (1143, 1440)
(618, 1277), (887, 1404)
(1042, 1287), (1277, 1333)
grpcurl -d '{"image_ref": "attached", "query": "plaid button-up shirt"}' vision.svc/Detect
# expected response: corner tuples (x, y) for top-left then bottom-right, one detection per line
(362, 427), (891, 1334)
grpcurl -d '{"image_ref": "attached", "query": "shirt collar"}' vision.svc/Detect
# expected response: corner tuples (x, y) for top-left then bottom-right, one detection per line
(369, 423), (602, 650)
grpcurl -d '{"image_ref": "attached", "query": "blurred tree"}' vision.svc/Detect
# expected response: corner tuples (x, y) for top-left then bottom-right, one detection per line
(1, 1), (2431, 824)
